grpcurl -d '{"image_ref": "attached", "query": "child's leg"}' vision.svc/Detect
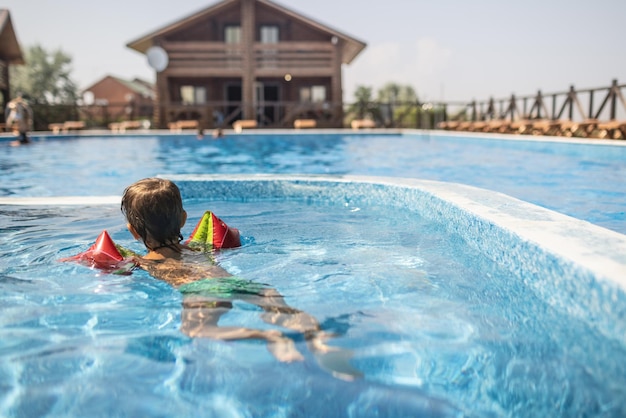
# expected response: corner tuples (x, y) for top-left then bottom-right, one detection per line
(181, 296), (304, 362)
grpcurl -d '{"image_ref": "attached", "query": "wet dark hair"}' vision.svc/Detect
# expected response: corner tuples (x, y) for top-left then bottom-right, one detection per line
(121, 178), (184, 251)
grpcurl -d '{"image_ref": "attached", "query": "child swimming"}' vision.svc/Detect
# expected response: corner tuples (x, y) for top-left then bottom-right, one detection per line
(121, 177), (360, 376)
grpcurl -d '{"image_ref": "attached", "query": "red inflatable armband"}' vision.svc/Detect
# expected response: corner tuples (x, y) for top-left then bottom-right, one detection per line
(185, 211), (241, 250)
(60, 230), (137, 275)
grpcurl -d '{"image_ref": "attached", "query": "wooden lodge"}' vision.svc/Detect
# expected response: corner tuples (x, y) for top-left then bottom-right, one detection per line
(126, 0), (366, 130)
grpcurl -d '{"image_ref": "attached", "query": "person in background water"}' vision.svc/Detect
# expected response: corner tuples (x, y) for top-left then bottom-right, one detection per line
(211, 127), (224, 138)
(5, 93), (33, 145)
(120, 177), (362, 379)
(212, 109), (225, 139)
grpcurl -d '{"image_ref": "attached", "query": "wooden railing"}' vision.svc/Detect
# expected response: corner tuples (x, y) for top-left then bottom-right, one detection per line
(162, 41), (334, 75)
(26, 80), (626, 139)
(438, 79), (626, 138)
(463, 79), (626, 122)
(254, 43), (334, 73)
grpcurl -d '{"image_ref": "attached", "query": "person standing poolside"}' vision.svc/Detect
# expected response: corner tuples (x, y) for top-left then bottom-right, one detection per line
(120, 177), (362, 378)
(5, 93), (33, 145)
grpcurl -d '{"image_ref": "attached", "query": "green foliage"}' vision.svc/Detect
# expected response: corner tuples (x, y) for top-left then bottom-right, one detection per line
(346, 85), (382, 122)
(377, 82), (419, 128)
(9, 44), (79, 105)
(347, 82), (449, 128)
(347, 82), (422, 127)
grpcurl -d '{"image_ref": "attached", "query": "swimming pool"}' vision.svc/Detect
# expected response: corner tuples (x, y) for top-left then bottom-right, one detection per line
(2, 131), (625, 235)
(1, 132), (626, 416)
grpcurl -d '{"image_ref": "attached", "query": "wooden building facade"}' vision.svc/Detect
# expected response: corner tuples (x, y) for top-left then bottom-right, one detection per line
(127, 0), (366, 129)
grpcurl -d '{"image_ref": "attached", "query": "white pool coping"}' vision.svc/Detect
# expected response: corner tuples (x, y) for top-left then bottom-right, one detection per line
(172, 174), (626, 290)
(0, 195), (122, 205)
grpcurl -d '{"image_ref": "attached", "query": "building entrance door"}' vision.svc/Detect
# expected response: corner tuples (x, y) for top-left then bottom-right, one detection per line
(255, 82), (280, 126)
(225, 83), (242, 123)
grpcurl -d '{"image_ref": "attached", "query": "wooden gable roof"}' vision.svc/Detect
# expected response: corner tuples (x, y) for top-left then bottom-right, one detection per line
(127, 0), (366, 64)
(0, 9), (24, 64)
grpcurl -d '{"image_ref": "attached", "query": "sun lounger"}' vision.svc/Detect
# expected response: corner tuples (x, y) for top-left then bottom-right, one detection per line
(438, 121), (459, 130)
(574, 119), (599, 137)
(486, 120), (509, 133)
(548, 120), (578, 137)
(445, 121), (461, 130)
(457, 121), (472, 131)
(48, 121), (85, 134)
(232, 119), (258, 133)
(508, 120), (532, 134)
(63, 121), (85, 132)
(168, 120), (199, 132)
(293, 119), (317, 129)
(109, 120), (144, 133)
(596, 120), (626, 139)
(351, 119), (376, 130)
(530, 120), (552, 135)
(469, 121), (488, 132)
(48, 123), (64, 134)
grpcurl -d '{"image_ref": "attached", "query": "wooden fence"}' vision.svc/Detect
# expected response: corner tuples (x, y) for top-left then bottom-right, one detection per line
(26, 79), (626, 139)
(438, 79), (626, 139)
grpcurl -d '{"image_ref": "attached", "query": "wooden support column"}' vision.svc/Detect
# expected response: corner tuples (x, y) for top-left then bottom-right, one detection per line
(330, 36), (343, 127)
(155, 70), (169, 128)
(241, 0), (255, 120)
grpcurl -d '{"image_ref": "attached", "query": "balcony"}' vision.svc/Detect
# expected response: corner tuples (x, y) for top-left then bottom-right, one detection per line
(162, 41), (335, 77)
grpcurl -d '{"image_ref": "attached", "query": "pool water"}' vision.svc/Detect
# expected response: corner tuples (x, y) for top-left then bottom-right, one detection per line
(1, 132), (625, 416)
(2, 195), (625, 417)
(1, 133), (625, 234)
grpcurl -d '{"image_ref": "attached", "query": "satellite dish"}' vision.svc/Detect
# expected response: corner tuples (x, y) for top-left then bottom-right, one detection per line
(146, 46), (169, 72)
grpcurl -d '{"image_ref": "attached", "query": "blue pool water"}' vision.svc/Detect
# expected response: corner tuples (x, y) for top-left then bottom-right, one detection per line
(2, 181), (625, 417)
(1, 132), (625, 234)
(1, 132), (626, 417)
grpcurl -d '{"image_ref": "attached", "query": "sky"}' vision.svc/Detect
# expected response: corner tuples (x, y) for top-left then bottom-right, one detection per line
(3, 0), (625, 103)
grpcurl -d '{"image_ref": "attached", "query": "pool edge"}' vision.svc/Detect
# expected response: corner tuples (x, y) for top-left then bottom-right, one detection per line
(167, 174), (626, 290)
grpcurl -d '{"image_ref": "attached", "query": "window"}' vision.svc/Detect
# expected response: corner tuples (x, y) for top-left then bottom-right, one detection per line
(311, 86), (326, 102)
(299, 87), (311, 102)
(299, 86), (327, 103)
(260, 25), (279, 43)
(225, 26), (241, 44)
(180, 86), (207, 105)
(259, 25), (279, 68)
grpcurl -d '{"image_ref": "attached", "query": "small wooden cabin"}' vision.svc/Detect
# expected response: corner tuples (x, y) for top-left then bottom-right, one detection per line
(0, 9), (25, 122)
(126, 0), (366, 129)
(82, 75), (155, 124)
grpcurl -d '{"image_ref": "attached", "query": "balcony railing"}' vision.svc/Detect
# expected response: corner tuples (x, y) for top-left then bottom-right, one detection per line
(162, 41), (335, 74)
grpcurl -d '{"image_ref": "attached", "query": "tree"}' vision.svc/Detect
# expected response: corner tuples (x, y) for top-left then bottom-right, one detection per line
(377, 82), (418, 104)
(346, 85), (381, 122)
(377, 82), (419, 127)
(10, 44), (79, 104)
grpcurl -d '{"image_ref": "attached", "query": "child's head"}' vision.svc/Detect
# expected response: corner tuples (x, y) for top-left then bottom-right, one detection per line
(121, 178), (187, 251)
